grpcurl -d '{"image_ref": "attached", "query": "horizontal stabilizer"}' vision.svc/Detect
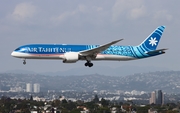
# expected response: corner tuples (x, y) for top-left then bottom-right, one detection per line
(145, 48), (168, 55)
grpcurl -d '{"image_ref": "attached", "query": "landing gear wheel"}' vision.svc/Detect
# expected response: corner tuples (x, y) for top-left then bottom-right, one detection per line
(84, 56), (94, 67)
(88, 63), (93, 67)
(23, 60), (26, 65)
(84, 62), (93, 67)
(85, 62), (88, 66)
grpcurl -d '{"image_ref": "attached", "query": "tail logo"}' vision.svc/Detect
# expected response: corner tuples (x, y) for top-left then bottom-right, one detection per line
(138, 26), (165, 51)
(149, 37), (158, 46)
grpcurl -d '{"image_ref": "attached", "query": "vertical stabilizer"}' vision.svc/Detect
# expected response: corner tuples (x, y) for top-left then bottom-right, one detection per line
(138, 26), (165, 51)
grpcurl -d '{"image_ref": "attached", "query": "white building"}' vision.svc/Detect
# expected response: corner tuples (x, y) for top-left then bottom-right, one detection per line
(149, 91), (156, 104)
(34, 83), (40, 93)
(10, 87), (23, 92)
(26, 83), (32, 92)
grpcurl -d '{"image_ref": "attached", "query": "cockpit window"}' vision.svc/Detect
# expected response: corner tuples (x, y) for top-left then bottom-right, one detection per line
(15, 48), (20, 51)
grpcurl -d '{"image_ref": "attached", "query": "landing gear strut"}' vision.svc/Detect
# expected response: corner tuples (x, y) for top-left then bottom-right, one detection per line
(84, 56), (94, 67)
(84, 61), (93, 67)
(23, 59), (26, 65)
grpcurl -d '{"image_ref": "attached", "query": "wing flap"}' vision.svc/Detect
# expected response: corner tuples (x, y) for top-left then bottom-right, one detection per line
(79, 39), (123, 56)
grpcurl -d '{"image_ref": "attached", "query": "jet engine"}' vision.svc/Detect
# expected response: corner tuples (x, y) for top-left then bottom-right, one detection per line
(62, 52), (79, 63)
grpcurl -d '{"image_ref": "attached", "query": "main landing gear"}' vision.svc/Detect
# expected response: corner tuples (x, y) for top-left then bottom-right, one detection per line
(84, 61), (93, 67)
(84, 56), (94, 67)
(23, 59), (26, 65)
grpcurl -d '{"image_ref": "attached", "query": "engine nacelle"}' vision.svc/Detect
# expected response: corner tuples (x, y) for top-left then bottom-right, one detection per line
(63, 52), (79, 63)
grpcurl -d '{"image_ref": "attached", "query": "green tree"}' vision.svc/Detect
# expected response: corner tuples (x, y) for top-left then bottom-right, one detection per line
(30, 95), (33, 101)
(70, 108), (82, 113)
(101, 98), (109, 107)
(62, 99), (68, 104)
(93, 94), (99, 103)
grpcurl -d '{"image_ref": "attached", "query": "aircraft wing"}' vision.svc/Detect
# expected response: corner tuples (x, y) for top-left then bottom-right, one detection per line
(145, 48), (168, 55)
(79, 39), (123, 56)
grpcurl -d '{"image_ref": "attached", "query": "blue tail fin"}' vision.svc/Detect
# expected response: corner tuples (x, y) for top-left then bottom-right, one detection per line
(138, 26), (165, 51)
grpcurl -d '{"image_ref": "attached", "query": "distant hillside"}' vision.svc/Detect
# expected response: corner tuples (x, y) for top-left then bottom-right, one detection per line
(0, 71), (180, 93)
(5, 65), (170, 76)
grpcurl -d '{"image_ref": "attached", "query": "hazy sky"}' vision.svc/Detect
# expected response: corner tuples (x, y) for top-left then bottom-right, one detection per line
(0, 0), (180, 74)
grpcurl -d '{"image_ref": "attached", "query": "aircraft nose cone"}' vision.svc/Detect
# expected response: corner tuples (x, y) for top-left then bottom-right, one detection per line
(11, 51), (15, 57)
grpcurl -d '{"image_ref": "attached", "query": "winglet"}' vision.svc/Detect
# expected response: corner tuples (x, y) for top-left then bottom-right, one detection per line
(108, 39), (123, 45)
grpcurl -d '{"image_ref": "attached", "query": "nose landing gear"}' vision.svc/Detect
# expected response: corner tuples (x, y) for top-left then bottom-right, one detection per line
(23, 59), (26, 65)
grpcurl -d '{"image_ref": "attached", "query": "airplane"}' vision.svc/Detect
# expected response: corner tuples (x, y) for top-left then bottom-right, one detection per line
(11, 26), (167, 67)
